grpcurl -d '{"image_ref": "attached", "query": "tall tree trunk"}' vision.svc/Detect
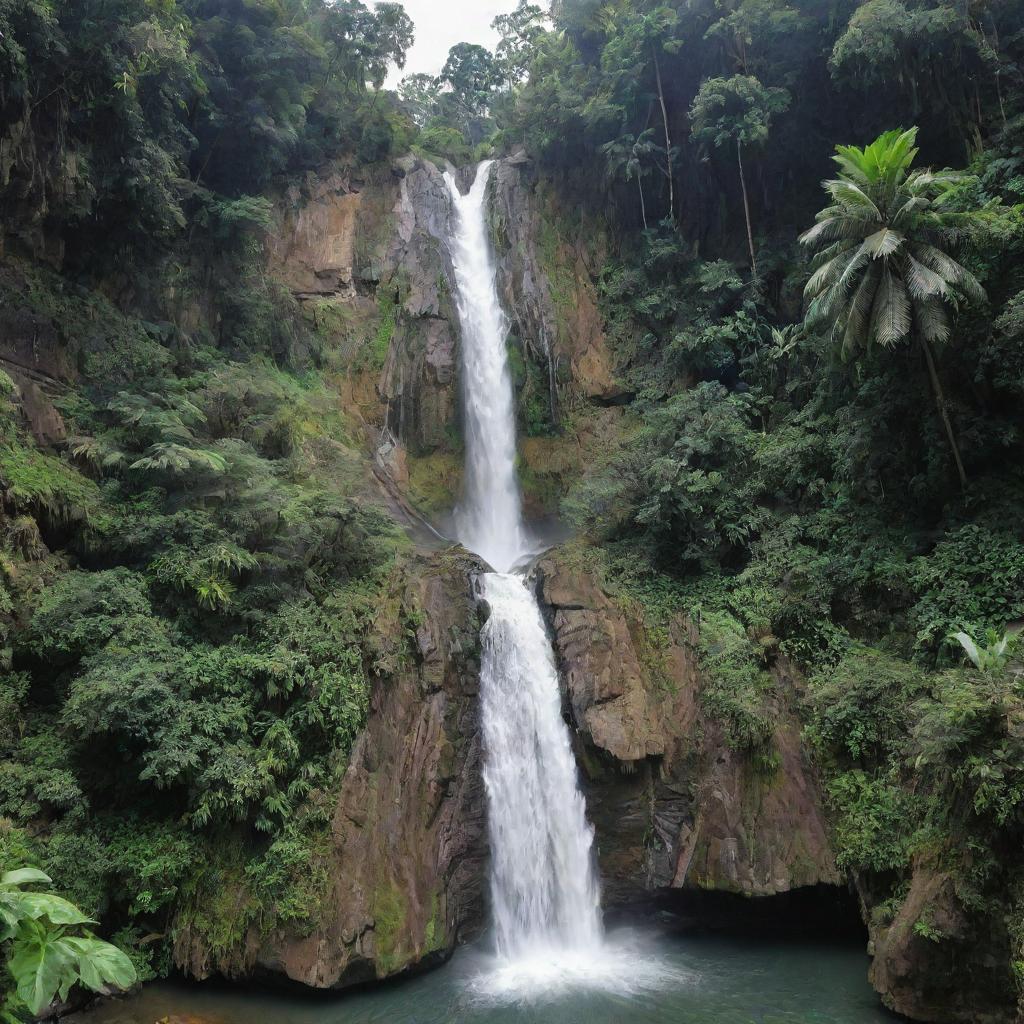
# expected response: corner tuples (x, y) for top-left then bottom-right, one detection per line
(919, 334), (968, 489)
(636, 174), (648, 231)
(996, 70), (1007, 129)
(736, 139), (757, 282)
(651, 45), (674, 223)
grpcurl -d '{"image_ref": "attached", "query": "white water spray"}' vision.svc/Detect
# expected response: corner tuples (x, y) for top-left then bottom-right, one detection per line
(477, 572), (603, 960)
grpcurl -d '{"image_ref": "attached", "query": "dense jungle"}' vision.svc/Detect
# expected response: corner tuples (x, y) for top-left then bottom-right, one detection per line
(1, 0), (1024, 1021)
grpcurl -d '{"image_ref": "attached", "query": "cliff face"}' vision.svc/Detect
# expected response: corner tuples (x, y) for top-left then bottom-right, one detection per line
(261, 552), (488, 988)
(258, 148), (839, 975)
(172, 551), (489, 989)
(536, 554), (839, 905)
(267, 157), (461, 458)
(489, 154), (623, 413)
(864, 864), (1018, 1024)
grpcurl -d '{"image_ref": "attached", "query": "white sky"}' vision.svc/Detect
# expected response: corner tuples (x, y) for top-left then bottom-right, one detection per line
(378, 0), (520, 88)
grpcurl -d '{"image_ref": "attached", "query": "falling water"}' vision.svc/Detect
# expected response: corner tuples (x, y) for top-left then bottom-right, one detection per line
(443, 162), (605, 987)
(444, 161), (528, 574)
(477, 572), (603, 960)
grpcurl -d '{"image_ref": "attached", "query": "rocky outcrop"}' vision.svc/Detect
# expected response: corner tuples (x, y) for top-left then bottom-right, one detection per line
(865, 863), (1018, 1024)
(490, 153), (623, 413)
(266, 158), (461, 457)
(536, 552), (839, 906)
(265, 551), (487, 987)
(175, 551), (489, 989)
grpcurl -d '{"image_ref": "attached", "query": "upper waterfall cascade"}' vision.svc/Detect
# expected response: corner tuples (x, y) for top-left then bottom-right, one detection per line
(444, 161), (529, 575)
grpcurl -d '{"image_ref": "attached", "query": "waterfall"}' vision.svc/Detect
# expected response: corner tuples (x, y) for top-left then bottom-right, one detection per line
(443, 162), (604, 979)
(478, 572), (603, 959)
(444, 161), (528, 574)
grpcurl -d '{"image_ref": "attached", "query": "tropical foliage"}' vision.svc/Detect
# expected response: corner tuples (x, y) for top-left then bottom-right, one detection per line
(2, 0), (1024, 1016)
(1, 868), (136, 1018)
(800, 127), (987, 484)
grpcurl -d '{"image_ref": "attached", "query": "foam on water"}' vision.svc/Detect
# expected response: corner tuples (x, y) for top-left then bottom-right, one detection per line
(469, 930), (693, 1006)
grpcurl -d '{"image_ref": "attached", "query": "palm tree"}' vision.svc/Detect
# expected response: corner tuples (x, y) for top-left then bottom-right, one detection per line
(800, 127), (986, 489)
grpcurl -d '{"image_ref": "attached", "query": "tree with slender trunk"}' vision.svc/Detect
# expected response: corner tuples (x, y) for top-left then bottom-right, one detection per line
(593, 2), (681, 224)
(690, 74), (790, 284)
(650, 44), (674, 223)
(600, 130), (657, 231)
(799, 127), (987, 489)
(735, 137), (756, 279)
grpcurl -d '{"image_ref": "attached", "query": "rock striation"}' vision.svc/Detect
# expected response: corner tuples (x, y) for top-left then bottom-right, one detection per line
(260, 552), (488, 987)
(174, 551), (489, 989)
(267, 157), (462, 456)
(490, 153), (624, 416)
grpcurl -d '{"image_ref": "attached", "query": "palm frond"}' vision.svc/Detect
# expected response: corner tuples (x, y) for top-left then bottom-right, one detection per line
(841, 260), (882, 357)
(902, 252), (950, 301)
(863, 227), (904, 259)
(808, 239), (859, 272)
(799, 215), (879, 248)
(913, 297), (951, 344)
(833, 128), (917, 188)
(869, 267), (911, 347)
(805, 245), (860, 297)
(822, 179), (882, 219)
(909, 242), (986, 304)
(889, 194), (928, 227)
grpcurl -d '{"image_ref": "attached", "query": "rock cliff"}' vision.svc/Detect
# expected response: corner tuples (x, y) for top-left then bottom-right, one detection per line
(267, 157), (461, 458)
(173, 550), (489, 989)
(535, 553), (840, 906)
(490, 153), (623, 418)
(864, 863), (1018, 1024)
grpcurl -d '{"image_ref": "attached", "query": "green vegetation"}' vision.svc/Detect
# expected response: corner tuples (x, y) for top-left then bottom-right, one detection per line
(0, 1), (423, 1015)
(3, 0), (1024, 1017)
(1, 867), (136, 1018)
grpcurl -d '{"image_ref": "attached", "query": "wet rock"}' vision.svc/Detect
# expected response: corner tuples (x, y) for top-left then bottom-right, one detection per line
(267, 159), (462, 460)
(0, 288), (74, 384)
(381, 316), (458, 454)
(490, 156), (624, 412)
(536, 551), (839, 905)
(865, 864), (1018, 1024)
(537, 558), (669, 762)
(4, 368), (66, 445)
(266, 170), (362, 298)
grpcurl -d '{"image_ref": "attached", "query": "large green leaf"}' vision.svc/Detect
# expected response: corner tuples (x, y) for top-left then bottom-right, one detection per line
(63, 935), (138, 992)
(0, 902), (19, 942)
(0, 868), (52, 889)
(17, 891), (94, 926)
(9, 924), (78, 1015)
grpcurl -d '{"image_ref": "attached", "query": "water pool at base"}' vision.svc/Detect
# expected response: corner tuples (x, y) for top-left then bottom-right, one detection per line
(75, 925), (898, 1024)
